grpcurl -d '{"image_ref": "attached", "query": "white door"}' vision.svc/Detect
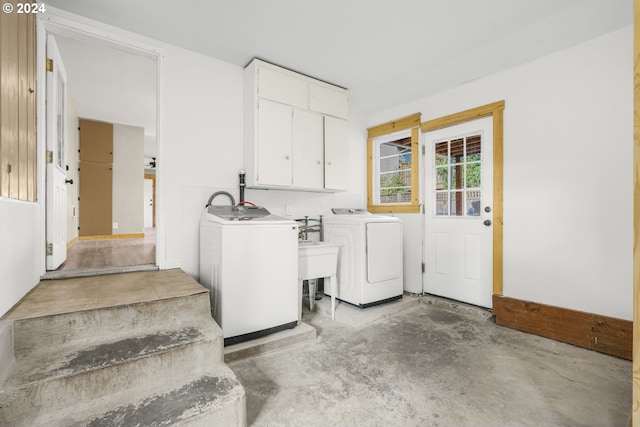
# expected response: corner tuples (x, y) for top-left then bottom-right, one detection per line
(46, 35), (68, 270)
(424, 116), (493, 307)
(144, 178), (153, 228)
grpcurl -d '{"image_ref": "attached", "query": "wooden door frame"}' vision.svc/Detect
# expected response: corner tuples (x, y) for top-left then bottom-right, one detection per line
(421, 100), (505, 296)
(144, 173), (156, 228)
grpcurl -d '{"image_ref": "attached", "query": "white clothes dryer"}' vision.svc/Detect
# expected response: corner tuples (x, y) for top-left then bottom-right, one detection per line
(323, 208), (403, 308)
(200, 205), (299, 346)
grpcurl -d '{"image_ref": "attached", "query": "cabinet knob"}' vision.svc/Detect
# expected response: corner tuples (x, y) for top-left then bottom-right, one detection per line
(316, 160), (321, 165)
(285, 155), (290, 160)
(327, 161), (332, 166)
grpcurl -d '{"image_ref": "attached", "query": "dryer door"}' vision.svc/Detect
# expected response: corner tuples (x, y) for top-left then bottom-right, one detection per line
(366, 222), (402, 283)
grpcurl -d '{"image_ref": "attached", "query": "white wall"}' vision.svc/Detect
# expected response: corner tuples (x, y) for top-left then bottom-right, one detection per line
(369, 26), (633, 320)
(112, 123), (144, 234)
(161, 43), (367, 277)
(0, 199), (41, 316)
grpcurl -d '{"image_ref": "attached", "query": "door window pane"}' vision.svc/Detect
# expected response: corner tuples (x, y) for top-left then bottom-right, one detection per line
(450, 138), (464, 163)
(466, 163), (481, 188)
(435, 167), (448, 190)
(436, 192), (448, 216)
(433, 132), (482, 217)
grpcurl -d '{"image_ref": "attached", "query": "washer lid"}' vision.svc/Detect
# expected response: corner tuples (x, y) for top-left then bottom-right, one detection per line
(205, 205), (291, 223)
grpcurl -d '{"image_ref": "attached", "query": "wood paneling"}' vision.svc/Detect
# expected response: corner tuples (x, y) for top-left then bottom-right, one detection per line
(494, 295), (632, 360)
(0, 2), (36, 201)
(633, 0), (640, 422)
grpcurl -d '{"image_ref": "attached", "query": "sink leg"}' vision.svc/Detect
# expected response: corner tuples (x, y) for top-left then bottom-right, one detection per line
(329, 274), (337, 320)
(309, 279), (316, 311)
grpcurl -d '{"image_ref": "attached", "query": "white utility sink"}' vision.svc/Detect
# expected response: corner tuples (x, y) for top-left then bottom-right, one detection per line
(298, 241), (339, 320)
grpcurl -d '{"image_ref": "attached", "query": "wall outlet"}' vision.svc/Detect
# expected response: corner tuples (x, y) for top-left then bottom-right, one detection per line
(285, 205), (293, 216)
(113, 222), (118, 229)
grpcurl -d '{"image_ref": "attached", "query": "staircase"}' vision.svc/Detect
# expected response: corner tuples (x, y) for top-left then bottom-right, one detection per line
(0, 270), (246, 426)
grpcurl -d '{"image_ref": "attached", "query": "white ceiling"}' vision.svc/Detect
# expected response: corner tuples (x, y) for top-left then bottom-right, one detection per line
(47, 0), (632, 136)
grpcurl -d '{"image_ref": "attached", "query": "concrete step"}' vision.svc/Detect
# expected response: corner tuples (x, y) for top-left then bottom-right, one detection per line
(0, 321), (14, 385)
(0, 271), (245, 427)
(40, 366), (245, 427)
(0, 322), (224, 426)
(12, 291), (215, 359)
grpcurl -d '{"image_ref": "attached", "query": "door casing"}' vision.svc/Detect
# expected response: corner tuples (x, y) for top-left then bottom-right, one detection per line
(421, 101), (505, 296)
(37, 13), (166, 273)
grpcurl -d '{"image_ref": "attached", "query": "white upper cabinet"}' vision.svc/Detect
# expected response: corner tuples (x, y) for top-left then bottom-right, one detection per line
(309, 84), (348, 119)
(292, 109), (324, 189)
(258, 67), (308, 109)
(244, 58), (349, 192)
(324, 116), (349, 191)
(257, 99), (293, 186)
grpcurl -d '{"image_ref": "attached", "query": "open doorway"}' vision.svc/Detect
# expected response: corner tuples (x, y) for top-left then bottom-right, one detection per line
(43, 31), (158, 277)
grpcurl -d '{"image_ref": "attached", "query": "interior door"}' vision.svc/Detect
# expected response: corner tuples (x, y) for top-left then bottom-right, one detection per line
(144, 178), (154, 228)
(45, 35), (67, 270)
(424, 116), (493, 307)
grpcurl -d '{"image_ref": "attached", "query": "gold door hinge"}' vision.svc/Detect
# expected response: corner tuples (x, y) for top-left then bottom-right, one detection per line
(46, 58), (53, 72)
(46, 243), (53, 256)
(46, 150), (53, 163)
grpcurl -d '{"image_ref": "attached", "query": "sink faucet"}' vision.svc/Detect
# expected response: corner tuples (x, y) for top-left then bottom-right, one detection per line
(297, 215), (323, 241)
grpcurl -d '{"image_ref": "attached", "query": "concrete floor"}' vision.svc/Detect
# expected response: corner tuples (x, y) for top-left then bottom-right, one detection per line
(228, 297), (631, 427)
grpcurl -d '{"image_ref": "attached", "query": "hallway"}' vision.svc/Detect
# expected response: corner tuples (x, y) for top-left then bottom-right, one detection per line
(54, 228), (156, 274)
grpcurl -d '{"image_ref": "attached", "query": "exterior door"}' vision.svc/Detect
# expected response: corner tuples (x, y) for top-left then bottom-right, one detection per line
(45, 35), (67, 270)
(424, 116), (493, 307)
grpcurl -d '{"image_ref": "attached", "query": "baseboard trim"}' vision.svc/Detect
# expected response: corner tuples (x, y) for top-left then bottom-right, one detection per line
(79, 233), (145, 240)
(66, 237), (78, 249)
(492, 295), (631, 360)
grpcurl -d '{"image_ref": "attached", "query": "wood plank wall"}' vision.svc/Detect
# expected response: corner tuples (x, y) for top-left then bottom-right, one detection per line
(633, 0), (640, 423)
(0, 1), (36, 201)
(493, 295), (632, 360)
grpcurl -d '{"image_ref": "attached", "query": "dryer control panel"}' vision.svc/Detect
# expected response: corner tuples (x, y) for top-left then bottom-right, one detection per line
(331, 208), (369, 215)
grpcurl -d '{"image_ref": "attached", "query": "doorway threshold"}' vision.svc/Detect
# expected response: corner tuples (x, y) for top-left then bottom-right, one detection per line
(42, 264), (159, 280)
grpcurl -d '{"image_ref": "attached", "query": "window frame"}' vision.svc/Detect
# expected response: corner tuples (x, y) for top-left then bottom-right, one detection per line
(367, 113), (421, 213)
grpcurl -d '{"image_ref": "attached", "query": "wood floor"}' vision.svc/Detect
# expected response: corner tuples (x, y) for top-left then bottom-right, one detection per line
(56, 228), (156, 273)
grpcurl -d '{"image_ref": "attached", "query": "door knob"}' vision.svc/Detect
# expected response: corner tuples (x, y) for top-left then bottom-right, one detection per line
(484, 206), (491, 213)
(65, 179), (74, 184)
(483, 219), (492, 226)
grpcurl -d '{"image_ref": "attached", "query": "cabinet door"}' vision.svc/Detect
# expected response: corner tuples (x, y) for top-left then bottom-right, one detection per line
(309, 84), (348, 119)
(258, 67), (308, 109)
(292, 110), (323, 189)
(324, 116), (349, 190)
(257, 99), (292, 186)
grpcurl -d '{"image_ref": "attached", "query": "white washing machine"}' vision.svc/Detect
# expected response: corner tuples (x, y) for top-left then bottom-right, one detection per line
(199, 205), (298, 346)
(323, 208), (403, 308)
